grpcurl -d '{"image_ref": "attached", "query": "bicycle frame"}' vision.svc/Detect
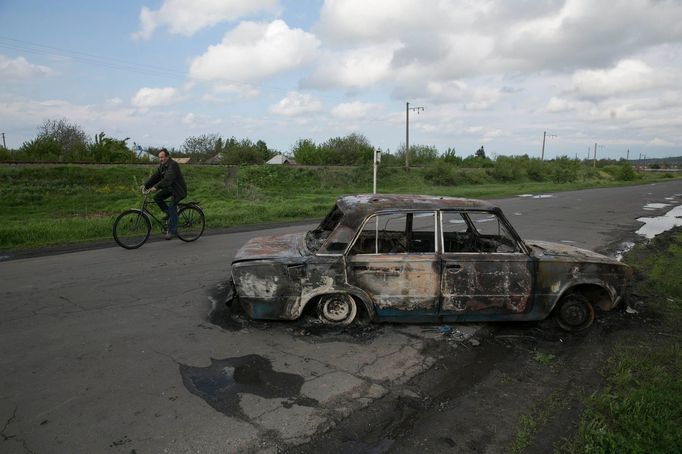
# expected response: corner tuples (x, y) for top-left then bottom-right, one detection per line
(138, 192), (200, 232)
(138, 193), (166, 232)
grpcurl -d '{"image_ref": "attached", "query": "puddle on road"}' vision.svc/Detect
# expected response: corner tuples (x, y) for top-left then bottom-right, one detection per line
(643, 203), (671, 210)
(179, 354), (317, 420)
(517, 194), (554, 199)
(636, 204), (682, 239)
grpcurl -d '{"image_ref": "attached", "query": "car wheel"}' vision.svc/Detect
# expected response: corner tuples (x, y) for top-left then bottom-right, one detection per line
(554, 293), (595, 331)
(317, 294), (357, 326)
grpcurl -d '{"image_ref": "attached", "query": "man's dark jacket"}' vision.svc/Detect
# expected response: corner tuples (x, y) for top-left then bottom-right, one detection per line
(145, 159), (187, 200)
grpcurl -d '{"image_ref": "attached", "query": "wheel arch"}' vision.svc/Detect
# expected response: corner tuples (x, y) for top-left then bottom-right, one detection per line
(550, 281), (616, 313)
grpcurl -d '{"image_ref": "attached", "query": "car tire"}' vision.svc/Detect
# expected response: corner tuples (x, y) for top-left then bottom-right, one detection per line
(317, 294), (357, 326)
(554, 293), (595, 331)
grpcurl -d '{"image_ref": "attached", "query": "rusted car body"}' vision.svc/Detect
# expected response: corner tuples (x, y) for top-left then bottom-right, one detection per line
(228, 194), (631, 330)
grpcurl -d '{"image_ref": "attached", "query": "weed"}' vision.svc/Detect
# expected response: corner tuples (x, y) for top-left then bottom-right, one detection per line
(533, 351), (557, 365)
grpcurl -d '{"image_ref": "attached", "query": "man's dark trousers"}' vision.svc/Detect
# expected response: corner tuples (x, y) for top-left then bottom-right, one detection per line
(154, 189), (179, 234)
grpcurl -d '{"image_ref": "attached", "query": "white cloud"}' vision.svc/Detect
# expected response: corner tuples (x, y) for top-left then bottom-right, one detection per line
(269, 91), (322, 116)
(304, 42), (401, 89)
(105, 97), (123, 107)
(649, 137), (675, 147)
(182, 113), (196, 125)
(189, 20), (319, 84)
(316, 0), (482, 44)
(0, 55), (54, 79)
(570, 60), (666, 98)
(131, 87), (178, 108)
(426, 81), (503, 110)
(497, 0), (682, 71)
(331, 101), (380, 119)
(132, 0), (279, 40)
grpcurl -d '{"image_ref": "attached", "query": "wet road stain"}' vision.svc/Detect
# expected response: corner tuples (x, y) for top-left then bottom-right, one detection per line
(179, 355), (317, 420)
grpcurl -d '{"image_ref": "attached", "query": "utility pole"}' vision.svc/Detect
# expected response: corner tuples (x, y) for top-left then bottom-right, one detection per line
(1, 132), (5, 149)
(593, 143), (597, 167)
(593, 143), (605, 167)
(405, 102), (424, 170)
(541, 131), (556, 160)
(626, 149), (630, 161)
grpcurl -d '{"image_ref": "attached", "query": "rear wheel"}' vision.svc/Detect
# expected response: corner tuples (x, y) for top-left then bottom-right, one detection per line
(113, 210), (151, 249)
(554, 293), (595, 331)
(176, 205), (205, 242)
(317, 294), (357, 326)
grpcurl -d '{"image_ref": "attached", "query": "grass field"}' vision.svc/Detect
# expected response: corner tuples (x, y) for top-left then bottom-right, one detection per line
(562, 229), (682, 453)
(0, 163), (678, 250)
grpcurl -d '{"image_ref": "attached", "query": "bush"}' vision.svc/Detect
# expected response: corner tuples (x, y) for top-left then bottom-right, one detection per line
(614, 163), (637, 181)
(551, 156), (580, 183)
(491, 156), (527, 182)
(20, 136), (63, 161)
(526, 159), (547, 182)
(424, 161), (458, 185)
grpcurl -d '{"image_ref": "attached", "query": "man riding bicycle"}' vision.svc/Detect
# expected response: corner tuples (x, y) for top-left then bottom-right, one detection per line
(143, 148), (187, 240)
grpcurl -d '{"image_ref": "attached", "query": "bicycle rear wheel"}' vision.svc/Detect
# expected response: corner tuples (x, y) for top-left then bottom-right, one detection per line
(176, 205), (205, 242)
(113, 209), (151, 249)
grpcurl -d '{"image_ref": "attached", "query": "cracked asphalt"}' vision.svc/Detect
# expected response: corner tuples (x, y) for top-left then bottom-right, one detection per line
(1, 181), (681, 453)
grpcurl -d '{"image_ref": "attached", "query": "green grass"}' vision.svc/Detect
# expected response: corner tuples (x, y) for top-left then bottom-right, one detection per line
(0, 163), (678, 250)
(559, 229), (682, 454)
(512, 392), (565, 454)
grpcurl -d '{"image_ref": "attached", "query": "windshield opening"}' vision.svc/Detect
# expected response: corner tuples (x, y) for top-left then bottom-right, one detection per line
(305, 204), (344, 252)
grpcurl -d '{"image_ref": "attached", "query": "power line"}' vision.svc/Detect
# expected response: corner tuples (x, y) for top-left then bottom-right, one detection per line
(0, 36), (347, 100)
(0, 36), (188, 79)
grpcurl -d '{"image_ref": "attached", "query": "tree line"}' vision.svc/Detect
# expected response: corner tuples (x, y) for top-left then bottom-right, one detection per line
(0, 118), (647, 184)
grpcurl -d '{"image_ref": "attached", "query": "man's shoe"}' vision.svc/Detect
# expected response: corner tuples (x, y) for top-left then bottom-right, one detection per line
(165, 232), (175, 240)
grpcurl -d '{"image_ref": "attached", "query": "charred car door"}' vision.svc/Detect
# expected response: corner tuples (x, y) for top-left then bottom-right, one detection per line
(439, 210), (534, 321)
(346, 211), (440, 321)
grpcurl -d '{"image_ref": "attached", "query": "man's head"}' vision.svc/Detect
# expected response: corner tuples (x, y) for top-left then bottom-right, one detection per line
(159, 148), (170, 165)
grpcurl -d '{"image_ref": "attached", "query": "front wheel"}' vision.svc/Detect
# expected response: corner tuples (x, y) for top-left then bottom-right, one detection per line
(553, 293), (595, 331)
(176, 205), (205, 242)
(317, 294), (357, 326)
(113, 210), (151, 249)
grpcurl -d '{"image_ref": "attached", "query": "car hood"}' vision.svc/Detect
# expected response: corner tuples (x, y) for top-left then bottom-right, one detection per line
(526, 240), (618, 263)
(233, 233), (305, 262)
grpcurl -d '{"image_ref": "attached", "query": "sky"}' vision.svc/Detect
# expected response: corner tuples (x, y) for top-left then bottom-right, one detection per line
(1, 0), (682, 160)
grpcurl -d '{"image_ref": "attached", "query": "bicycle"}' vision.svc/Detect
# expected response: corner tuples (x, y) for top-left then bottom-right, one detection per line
(113, 189), (205, 249)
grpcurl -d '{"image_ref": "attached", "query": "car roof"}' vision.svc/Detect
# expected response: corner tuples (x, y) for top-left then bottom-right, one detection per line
(336, 194), (497, 216)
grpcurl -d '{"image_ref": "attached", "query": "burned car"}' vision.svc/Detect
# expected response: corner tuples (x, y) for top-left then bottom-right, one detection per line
(227, 195), (631, 331)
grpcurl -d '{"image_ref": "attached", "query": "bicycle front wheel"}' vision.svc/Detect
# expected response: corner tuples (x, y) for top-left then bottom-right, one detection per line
(113, 209), (151, 249)
(176, 205), (205, 242)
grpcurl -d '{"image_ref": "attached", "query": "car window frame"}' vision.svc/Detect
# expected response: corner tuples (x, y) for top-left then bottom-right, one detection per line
(439, 208), (530, 255)
(346, 209), (439, 256)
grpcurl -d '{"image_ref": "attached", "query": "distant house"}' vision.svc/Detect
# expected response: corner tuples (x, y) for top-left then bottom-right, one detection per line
(267, 154), (295, 165)
(205, 154), (223, 165)
(174, 157), (191, 164)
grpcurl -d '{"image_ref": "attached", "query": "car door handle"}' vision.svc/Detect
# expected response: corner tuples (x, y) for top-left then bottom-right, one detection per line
(445, 264), (462, 273)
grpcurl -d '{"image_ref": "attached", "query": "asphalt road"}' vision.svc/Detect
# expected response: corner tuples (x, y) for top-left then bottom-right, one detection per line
(1, 180), (681, 453)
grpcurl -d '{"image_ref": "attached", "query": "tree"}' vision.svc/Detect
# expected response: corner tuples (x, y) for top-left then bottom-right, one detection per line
(89, 132), (132, 163)
(182, 133), (222, 160)
(475, 146), (486, 159)
(292, 138), (320, 164)
(318, 133), (374, 165)
(37, 118), (89, 161)
(221, 137), (274, 165)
